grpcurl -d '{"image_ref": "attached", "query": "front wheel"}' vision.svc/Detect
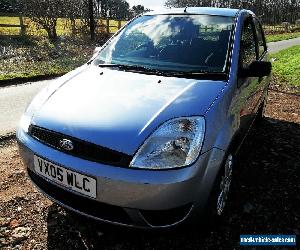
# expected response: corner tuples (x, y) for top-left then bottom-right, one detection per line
(204, 153), (234, 226)
(255, 92), (268, 124)
(216, 154), (233, 216)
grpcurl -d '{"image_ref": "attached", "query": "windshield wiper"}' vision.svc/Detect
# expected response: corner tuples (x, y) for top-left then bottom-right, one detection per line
(98, 64), (159, 73)
(98, 64), (182, 77)
(169, 71), (228, 80)
(98, 64), (227, 80)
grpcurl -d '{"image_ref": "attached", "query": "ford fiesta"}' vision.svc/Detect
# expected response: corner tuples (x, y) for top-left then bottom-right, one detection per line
(17, 7), (271, 228)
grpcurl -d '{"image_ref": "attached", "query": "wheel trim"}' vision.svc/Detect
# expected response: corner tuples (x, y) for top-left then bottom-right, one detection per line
(216, 155), (233, 216)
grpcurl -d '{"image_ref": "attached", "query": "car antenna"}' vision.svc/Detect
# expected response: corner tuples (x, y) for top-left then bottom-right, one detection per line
(184, 6), (188, 13)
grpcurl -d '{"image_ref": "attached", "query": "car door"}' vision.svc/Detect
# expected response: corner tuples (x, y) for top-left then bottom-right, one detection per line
(236, 15), (260, 134)
(253, 17), (269, 112)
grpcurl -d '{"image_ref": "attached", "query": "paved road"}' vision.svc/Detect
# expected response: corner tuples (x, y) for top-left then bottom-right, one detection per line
(0, 38), (300, 138)
(0, 80), (51, 137)
(268, 37), (300, 53)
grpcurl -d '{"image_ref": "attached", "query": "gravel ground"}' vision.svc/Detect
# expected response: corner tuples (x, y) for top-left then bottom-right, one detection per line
(0, 82), (299, 250)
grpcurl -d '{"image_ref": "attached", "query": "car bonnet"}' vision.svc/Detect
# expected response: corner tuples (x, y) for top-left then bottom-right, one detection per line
(31, 65), (226, 155)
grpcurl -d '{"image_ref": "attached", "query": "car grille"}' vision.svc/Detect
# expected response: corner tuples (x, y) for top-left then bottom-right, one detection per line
(28, 125), (132, 167)
(28, 169), (132, 225)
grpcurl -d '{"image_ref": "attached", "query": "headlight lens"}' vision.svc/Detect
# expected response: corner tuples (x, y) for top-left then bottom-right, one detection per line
(130, 117), (205, 170)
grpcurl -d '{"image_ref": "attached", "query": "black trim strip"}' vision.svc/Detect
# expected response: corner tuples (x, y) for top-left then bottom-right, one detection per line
(28, 125), (132, 167)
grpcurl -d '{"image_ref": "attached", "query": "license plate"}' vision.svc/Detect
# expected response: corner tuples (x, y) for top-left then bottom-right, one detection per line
(33, 155), (97, 198)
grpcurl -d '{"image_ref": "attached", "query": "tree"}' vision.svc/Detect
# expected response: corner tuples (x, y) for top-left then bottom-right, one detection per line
(164, 0), (300, 25)
(98, 0), (130, 19)
(131, 5), (146, 17)
(62, 0), (85, 35)
(88, 0), (96, 40)
(109, 0), (130, 19)
(23, 0), (64, 41)
(0, 0), (23, 13)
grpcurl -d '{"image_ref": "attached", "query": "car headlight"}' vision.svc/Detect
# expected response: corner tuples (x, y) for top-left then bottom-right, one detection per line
(130, 117), (205, 170)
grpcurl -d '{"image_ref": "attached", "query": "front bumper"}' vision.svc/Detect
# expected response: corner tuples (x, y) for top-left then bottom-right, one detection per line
(17, 128), (225, 228)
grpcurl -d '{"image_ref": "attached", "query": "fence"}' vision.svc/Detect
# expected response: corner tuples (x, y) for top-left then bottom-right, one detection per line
(2, 15), (300, 37)
(99, 19), (123, 34)
(262, 24), (300, 34)
(0, 13), (27, 36)
(0, 13), (126, 36)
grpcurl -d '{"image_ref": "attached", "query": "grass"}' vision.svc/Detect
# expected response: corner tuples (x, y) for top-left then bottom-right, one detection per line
(0, 36), (94, 81)
(0, 58), (86, 81)
(266, 32), (300, 42)
(271, 45), (300, 88)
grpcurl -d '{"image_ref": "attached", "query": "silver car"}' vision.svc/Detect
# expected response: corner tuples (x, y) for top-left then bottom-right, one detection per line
(17, 7), (271, 228)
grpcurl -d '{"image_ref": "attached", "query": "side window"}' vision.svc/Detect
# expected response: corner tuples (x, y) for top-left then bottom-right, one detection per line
(240, 18), (257, 67)
(254, 18), (267, 58)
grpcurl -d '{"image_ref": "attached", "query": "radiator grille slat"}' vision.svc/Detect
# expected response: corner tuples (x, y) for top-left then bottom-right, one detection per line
(28, 125), (132, 167)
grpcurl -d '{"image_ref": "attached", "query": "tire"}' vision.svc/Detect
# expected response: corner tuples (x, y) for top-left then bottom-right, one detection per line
(255, 91), (268, 124)
(204, 154), (234, 227)
(255, 100), (265, 123)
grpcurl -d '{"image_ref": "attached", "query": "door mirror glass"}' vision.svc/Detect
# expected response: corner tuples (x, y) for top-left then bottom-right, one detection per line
(239, 61), (272, 78)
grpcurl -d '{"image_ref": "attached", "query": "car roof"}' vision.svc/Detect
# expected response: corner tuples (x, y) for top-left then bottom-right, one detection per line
(146, 7), (244, 17)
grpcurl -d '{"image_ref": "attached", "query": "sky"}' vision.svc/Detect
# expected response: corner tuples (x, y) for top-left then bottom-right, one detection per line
(127, 0), (166, 10)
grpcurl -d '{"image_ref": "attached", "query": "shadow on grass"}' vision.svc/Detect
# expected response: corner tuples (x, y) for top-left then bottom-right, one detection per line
(46, 117), (300, 250)
(0, 35), (37, 47)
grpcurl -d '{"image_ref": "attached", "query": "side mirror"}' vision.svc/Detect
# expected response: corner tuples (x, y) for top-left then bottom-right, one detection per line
(239, 61), (272, 78)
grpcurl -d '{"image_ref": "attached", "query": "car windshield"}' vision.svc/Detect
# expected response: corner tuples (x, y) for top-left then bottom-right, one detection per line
(94, 14), (234, 74)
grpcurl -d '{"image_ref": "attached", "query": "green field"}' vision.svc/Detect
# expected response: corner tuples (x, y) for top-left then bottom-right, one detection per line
(0, 16), (127, 36)
(266, 32), (300, 42)
(272, 45), (300, 88)
(0, 16), (20, 25)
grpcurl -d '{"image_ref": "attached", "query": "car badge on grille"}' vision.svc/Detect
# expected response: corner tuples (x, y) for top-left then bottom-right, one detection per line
(59, 139), (74, 151)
